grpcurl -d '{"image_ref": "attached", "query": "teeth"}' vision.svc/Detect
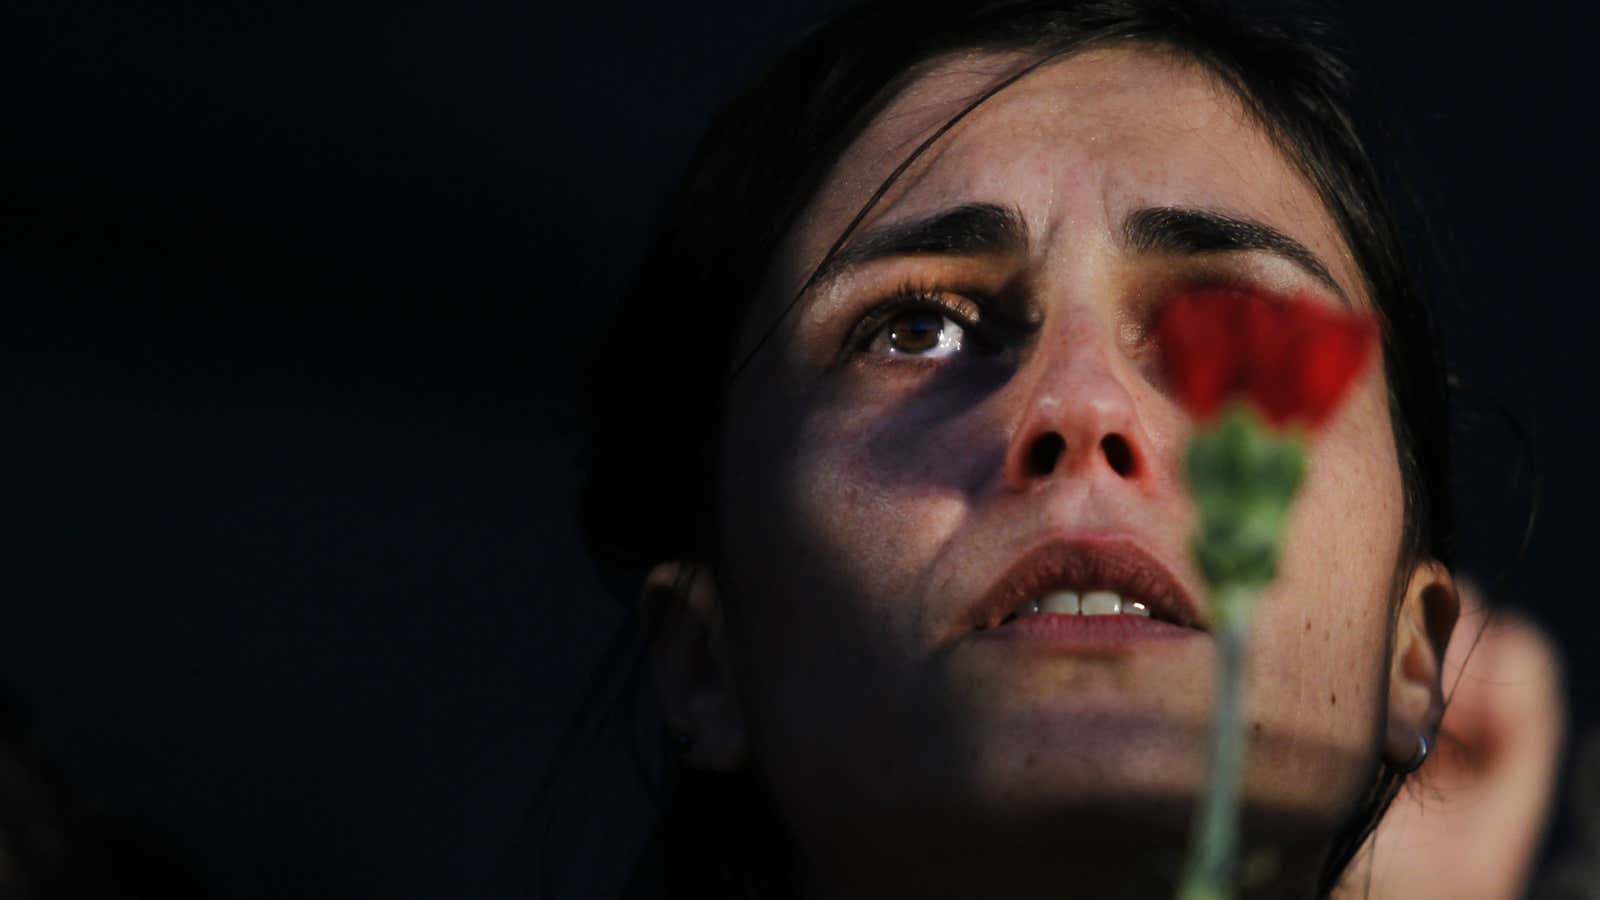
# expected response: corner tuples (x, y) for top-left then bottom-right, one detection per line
(1080, 591), (1122, 616)
(998, 591), (1157, 626)
(1039, 591), (1080, 615)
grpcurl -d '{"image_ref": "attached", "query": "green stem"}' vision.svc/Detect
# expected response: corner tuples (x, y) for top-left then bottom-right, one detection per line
(1178, 583), (1254, 900)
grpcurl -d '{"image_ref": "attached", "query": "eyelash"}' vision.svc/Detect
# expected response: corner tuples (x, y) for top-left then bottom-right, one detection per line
(846, 284), (993, 360)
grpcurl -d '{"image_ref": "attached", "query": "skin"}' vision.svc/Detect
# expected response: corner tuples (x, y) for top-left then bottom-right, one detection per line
(1345, 584), (1564, 899)
(643, 46), (1457, 899)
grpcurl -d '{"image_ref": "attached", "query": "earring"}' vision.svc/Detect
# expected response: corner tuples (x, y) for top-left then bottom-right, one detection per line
(1395, 732), (1430, 775)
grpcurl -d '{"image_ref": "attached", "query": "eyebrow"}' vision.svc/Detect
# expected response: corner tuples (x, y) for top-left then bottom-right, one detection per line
(808, 202), (1028, 289)
(806, 202), (1347, 304)
(1121, 206), (1348, 303)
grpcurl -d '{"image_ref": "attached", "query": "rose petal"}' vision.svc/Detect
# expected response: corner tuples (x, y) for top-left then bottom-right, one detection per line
(1156, 287), (1376, 429)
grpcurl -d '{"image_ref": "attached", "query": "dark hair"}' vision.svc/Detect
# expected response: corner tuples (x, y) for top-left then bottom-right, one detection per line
(576, 1), (1455, 896)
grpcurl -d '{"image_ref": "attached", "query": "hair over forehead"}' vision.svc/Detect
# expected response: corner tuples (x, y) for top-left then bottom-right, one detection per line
(579, 0), (1451, 590)
(576, 3), (1455, 897)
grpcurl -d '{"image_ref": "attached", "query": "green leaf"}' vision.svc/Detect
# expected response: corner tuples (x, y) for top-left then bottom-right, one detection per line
(1184, 405), (1306, 589)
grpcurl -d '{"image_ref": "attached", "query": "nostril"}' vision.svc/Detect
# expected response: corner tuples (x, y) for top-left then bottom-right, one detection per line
(1101, 434), (1137, 478)
(1026, 433), (1066, 477)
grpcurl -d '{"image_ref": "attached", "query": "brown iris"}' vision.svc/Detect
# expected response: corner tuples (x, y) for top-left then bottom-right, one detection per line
(886, 310), (946, 354)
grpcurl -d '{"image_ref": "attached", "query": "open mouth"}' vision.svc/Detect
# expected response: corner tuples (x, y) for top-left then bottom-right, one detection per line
(972, 585), (1205, 650)
(965, 537), (1207, 636)
(981, 588), (1163, 629)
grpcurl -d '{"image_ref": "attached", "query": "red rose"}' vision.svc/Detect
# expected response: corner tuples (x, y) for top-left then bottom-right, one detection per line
(1155, 287), (1378, 428)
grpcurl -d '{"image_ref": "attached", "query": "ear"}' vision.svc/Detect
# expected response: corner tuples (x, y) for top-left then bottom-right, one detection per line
(1384, 558), (1459, 768)
(639, 561), (748, 771)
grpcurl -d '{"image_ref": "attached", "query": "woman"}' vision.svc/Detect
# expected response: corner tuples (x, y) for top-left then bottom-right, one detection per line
(578, 1), (1460, 896)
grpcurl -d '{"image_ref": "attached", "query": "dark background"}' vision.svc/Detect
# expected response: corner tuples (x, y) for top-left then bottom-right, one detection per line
(2, 2), (1592, 898)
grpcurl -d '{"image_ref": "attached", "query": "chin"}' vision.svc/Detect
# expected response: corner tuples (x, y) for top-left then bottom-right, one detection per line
(962, 705), (1212, 814)
(778, 703), (1367, 900)
(934, 651), (1376, 825)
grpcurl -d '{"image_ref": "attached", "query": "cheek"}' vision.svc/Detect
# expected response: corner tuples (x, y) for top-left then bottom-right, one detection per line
(715, 377), (1015, 779)
(717, 380), (983, 666)
(720, 379), (999, 628)
(1245, 368), (1403, 801)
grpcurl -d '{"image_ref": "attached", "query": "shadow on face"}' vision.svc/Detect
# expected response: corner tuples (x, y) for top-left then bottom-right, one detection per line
(635, 39), (1453, 900)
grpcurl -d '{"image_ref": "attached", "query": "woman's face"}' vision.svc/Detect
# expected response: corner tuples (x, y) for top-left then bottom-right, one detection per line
(696, 46), (1436, 898)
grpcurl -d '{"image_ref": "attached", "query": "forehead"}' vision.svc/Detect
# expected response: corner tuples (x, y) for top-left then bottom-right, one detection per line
(768, 44), (1363, 308)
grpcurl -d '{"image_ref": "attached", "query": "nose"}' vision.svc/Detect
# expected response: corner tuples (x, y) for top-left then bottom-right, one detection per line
(1001, 316), (1153, 492)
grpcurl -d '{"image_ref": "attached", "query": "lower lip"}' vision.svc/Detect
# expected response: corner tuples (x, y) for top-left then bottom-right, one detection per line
(973, 613), (1205, 653)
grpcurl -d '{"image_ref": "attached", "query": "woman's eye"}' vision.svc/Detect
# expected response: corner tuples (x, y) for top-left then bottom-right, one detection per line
(866, 308), (968, 359)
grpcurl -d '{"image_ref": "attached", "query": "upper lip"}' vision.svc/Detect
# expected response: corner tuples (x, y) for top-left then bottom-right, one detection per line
(964, 536), (1205, 632)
